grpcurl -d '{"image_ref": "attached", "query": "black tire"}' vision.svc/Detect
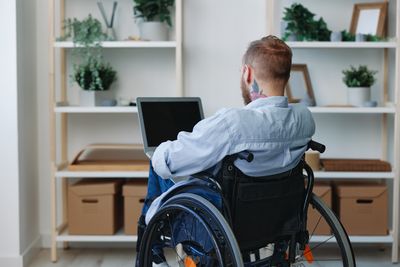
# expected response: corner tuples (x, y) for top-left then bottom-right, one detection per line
(137, 193), (244, 267)
(294, 194), (356, 266)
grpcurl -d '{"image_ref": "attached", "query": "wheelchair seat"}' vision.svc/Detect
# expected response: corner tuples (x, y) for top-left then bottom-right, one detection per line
(218, 158), (307, 254)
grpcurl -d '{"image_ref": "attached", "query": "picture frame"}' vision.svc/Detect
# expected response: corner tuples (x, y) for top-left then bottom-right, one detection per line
(286, 64), (316, 106)
(350, 2), (388, 37)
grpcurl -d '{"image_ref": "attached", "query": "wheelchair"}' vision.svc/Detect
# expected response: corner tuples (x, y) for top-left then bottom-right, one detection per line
(136, 141), (356, 267)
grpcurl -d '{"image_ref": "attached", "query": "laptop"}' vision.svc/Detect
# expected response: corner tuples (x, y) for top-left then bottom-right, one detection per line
(137, 97), (205, 158)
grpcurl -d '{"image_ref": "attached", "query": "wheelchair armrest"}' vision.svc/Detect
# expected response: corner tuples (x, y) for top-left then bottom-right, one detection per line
(307, 140), (326, 153)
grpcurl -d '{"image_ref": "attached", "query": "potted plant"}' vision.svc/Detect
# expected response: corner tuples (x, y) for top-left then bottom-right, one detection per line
(283, 3), (331, 41)
(59, 15), (118, 106)
(342, 65), (377, 107)
(133, 0), (174, 41)
(74, 58), (117, 106)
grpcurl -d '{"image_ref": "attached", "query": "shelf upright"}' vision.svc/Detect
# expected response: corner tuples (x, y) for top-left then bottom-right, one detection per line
(48, 0), (57, 262)
(392, 0), (400, 262)
(176, 0), (183, 96)
(267, 0), (400, 263)
(50, 0), (70, 261)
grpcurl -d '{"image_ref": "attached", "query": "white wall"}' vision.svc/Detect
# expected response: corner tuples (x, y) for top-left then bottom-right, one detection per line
(0, 0), (40, 266)
(36, 0), (397, 246)
(16, 0), (41, 264)
(0, 1), (22, 265)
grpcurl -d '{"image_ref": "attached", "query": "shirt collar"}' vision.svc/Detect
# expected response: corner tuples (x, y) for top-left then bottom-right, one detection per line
(245, 96), (289, 109)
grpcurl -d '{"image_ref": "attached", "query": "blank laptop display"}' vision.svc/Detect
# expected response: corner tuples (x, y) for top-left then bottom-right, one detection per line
(137, 97), (204, 157)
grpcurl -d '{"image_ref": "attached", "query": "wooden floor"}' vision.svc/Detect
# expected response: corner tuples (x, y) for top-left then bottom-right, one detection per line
(29, 247), (397, 267)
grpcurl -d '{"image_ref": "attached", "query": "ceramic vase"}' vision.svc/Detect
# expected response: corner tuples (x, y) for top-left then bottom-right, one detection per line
(139, 22), (168, 41)
(347, 87), (371, 107)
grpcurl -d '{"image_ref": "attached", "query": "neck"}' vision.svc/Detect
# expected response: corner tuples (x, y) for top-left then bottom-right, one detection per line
(257, 80), (284, 97)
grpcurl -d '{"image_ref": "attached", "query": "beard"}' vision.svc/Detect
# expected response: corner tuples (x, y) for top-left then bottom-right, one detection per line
(240, 78), (252, 105)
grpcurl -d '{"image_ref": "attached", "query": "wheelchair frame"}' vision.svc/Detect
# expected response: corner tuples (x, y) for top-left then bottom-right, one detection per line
(137, 141), (356, 267)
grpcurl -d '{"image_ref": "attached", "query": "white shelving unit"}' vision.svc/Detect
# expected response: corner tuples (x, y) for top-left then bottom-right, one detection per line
(308, 106), (396, 114)
(310, 235), (394, 244)
(267, 0), (400, 263)
(287, 41), (397, 49)
(313, 171), (395, 180)
(54, 105), (138, 113)
(48, 0), (183, 262)
(54, 41), (177, 48)
(55, 169), (149, 178)
(57, 229), (138, 242)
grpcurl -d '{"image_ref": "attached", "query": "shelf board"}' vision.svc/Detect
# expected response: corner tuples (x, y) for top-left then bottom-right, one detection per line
(56, 169), (148, 178)
(56, 230), (393, 244)
(54, 105), (138, 113)
(309, 107), (396, 114)
(313, 171), (394, 179)
(310, 234), (393, 244)
(56, 226), (392, 244)
(54, 41), (177, 48)
(287, 41), (397, 49)
(56, 169), (393, 179)
(55, 106), (395, 114)
(57, 229), (138, 242)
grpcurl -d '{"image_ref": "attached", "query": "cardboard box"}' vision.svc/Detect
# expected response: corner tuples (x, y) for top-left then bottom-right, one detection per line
(335, 183), (388, 235)
(68, 179), (122, 235)
(123, 180), (148, 235)
(307, 184), (332, 235)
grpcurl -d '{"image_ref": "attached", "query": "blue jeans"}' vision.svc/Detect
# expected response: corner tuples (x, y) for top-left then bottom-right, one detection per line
(136, 162), (174, 264)
(141, 161), (175, 215)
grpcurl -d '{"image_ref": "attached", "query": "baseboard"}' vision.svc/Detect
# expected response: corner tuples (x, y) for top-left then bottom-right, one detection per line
(41, 232), (135, 248)
(22, 235), (41, 266)
(0, 255), (23, 267)
(0, 236), (41, 267)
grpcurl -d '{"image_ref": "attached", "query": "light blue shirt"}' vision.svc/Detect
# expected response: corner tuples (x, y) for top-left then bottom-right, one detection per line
(152, 96), (315, 179)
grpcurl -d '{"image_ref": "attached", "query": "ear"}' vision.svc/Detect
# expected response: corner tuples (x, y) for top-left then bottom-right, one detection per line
(242, 65), (254, 86)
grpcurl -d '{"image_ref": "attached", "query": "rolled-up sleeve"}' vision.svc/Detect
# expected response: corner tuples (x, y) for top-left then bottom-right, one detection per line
(152, 111), (233, 179)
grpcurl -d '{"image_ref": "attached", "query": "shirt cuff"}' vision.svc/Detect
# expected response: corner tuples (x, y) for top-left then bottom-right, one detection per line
(151, 143), (173, 179)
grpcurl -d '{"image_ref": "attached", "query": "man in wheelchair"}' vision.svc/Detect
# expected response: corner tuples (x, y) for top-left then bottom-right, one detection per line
(136, 36), (354, 266)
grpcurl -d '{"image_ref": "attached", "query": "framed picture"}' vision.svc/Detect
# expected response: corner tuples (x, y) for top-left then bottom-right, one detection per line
(350, 2), (388, 37)
(286, 64), (316, 106)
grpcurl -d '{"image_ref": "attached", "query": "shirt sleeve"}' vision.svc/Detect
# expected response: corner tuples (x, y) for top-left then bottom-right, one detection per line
(151, 110), (233, 179)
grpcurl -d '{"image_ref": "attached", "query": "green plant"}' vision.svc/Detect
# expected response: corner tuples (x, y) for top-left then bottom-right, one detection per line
(283, 3), (331, 41)
(311, 18), (331, 41)
(74, 58), (117, 91)
(58, 14), (109, 46)
(341, 30), (385, 42)
(342, 65), (377, 87)
(341, 30), (355, 41)
(365, 34), (385, 42)
(58, 15), (117, 91)
(133, 0), (174, 27)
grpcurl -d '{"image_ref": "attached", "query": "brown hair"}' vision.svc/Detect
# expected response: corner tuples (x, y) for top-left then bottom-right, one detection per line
(243, 35), (292, 87)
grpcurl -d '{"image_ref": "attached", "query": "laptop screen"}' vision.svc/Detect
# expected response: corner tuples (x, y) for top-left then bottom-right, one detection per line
(138, 98), (204, 148)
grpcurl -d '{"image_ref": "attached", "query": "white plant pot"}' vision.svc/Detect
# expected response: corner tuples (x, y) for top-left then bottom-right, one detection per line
(347, 87), (371, 107)
(79, 90), (112, 106)
(139, 22), (168, 41)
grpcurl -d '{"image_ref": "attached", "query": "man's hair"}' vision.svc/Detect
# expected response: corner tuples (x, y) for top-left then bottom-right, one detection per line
(243, 35), (292, 87)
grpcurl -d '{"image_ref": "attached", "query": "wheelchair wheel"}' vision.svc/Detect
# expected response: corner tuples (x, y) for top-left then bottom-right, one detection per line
(137, 193), (244, 267)
(293, 194), (356, 267)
